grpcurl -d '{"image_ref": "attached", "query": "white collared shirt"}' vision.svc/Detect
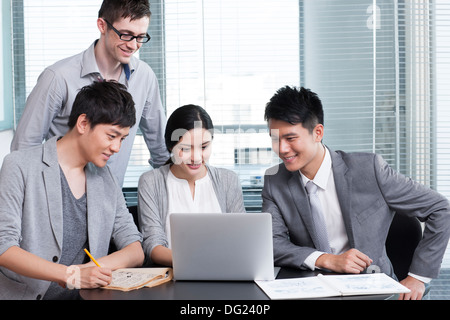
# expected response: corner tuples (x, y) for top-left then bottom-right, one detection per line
(301, 146), (350, 270)
(165, 169), (222, 248)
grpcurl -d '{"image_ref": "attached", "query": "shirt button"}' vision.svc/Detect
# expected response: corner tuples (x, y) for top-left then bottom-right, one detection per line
(52, 256), (58, 262)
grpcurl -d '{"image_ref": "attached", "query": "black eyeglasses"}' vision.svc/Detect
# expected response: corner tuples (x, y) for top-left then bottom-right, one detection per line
(104, 19), (151, 43)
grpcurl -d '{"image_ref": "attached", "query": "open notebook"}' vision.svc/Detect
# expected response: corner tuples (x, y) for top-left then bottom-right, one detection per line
(256, 273), (410, 299)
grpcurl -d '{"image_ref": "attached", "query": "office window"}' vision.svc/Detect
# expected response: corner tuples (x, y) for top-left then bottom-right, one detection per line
(11, 1), (450, 206)
(436, 0), (450, 197)
(124, 0), (166, 188)
(435, 0), (450, 267)
(1, 0), (13, 131)
(163, 0), (297, 181)
(158, 0), (450, 206)
(125, 0), (298, 207)
(300, 1), (398, 159)
(299, 0), (450, 197)
(12, 0), (103, 120)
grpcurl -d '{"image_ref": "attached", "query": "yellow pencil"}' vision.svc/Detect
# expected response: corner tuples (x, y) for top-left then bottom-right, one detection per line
(84, 248), (101, 267)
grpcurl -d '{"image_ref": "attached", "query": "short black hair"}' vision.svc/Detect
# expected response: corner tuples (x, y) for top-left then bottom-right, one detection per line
(264, 86), (324, 133)
(98, 0), (151, 23)
(68, 81), (136, 129)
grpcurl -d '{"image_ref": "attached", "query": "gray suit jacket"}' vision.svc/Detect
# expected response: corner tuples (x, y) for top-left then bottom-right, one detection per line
(262, 148), (450, 279)
(0, 137), (142, 300)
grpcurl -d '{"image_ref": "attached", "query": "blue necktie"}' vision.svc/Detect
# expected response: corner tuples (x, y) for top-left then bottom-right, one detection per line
(305, 181), (331, 253)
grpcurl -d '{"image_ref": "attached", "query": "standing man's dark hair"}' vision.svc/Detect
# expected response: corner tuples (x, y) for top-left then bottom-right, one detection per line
(98, 0), (151, 23)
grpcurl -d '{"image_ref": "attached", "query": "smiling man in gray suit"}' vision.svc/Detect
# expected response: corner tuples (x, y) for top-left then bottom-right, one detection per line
(0, 81), (144, 300)
(262, 86), (450, 300)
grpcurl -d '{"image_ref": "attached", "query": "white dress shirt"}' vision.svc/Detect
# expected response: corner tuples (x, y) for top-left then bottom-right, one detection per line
(165, 169), (222, 248)
(302, 147), (350, 270)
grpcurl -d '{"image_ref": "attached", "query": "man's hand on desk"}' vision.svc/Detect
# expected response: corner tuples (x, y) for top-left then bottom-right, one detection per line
(399, 276), (425, 300)
(315, 248), (373, 274)
(315, 249), (426, 300)
(64, 265), (112, 289)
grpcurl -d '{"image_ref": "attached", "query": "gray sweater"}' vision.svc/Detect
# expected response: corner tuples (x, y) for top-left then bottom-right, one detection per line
(138, 164), (245, 264)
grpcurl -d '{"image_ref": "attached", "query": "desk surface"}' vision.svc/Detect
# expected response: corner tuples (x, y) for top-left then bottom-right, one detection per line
(80, 268), (394, 300)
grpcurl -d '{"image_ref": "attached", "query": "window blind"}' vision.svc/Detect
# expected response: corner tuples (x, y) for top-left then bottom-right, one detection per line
(163, 0), (298, 191)
(12, 0), (103, 129)
(123, 0), (166, 187)
(300, 0), (399, 166)
(397, 0), (434, 186)
(11, 0), (450, 205)
(435, 0), (450, 199)
(299, 0), (448, 191)
(435, 0), (450, 268)
(20, 0), (102, 101)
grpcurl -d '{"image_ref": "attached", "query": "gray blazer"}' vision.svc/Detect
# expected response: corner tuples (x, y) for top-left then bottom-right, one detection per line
(262, 148), (450, 279)
(0, 137), (142, 300)
(138, 164), (246, 264)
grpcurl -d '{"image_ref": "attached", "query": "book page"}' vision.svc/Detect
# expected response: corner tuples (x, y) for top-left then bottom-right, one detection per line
(110, 270), (156, 288)
(255, 277), (340, 300)
(104, 268), (173, 291)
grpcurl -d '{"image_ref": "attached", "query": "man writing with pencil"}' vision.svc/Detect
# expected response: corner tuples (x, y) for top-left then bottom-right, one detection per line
(0, 81), (144, 300)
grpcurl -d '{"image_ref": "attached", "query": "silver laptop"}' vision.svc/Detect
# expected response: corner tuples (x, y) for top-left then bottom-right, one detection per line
(170, 212), (275, 281)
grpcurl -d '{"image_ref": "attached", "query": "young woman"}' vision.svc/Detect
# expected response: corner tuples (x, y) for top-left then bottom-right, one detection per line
(138, 104), (246, 266)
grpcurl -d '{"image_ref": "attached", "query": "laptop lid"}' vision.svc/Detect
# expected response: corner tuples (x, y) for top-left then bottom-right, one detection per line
(170, 212), (275, 281)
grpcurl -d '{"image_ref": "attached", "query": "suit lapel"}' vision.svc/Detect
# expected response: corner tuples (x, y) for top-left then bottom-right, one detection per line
(42, 138), (64, 251)
(287, 170), (320, 248)
(330, 149), (356, 248)
(43, 168), (64, 251)
(85, 164), (105, 257)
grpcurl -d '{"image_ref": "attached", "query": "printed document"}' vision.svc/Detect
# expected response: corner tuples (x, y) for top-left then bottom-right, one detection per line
(255, 273), (410, 299)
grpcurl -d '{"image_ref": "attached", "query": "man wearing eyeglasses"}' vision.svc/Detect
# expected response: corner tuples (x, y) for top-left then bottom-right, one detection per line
(11, 0), (169, 187)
